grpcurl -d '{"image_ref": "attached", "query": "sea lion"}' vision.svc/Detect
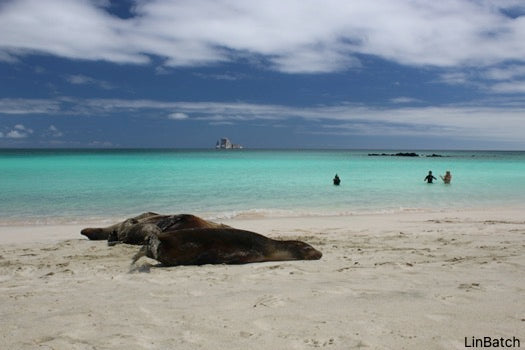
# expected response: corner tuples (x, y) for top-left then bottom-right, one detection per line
(80, 212), (230, 245)
(131, 228), (322, 266)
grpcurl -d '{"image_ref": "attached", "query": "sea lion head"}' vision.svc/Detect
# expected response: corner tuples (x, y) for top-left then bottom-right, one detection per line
(81, 217), (141, 241)
(80, 227), (109, 240)
(278, 240), (322, 260)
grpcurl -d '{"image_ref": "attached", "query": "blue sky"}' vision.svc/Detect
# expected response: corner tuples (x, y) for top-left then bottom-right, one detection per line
(1, 0), (525, 149)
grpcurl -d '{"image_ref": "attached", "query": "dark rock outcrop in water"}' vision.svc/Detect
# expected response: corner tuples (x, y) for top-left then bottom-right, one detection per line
(368, 152), (419, 157)
(368, 152), (448, 158)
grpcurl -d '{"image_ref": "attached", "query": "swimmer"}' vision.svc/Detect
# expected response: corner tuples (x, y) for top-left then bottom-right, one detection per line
(440, 170), (452, 184)
(333, 174), (341, 186)
(424, 171), (437, 184)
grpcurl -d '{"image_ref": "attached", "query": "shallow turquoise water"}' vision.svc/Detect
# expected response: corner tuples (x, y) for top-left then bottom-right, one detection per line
(1, 149), (524, 224)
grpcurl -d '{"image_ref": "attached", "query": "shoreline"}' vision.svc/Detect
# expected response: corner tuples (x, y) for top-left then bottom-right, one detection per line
(1, 206), (524, 245)
(1, 204), (525, 232)
(1, 208), (524, 349)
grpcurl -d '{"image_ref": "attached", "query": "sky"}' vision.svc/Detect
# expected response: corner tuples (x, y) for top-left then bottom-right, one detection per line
(1, 0), (525, 149)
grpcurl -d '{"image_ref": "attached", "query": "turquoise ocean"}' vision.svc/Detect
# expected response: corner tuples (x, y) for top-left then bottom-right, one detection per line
(1, 149), (524, 225)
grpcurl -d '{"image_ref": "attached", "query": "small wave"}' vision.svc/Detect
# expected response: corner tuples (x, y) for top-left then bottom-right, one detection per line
(202, 206), (442, 220)
(0, 215), (126, 227)
(0, 204), (510, 227)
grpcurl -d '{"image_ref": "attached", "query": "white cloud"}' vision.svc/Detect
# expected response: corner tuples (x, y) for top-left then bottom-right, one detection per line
(0, 50), (18, 63)
(438, 72), (470, 85)
(209, 121), (235, 126)
(0, 98), (61, 114)
(66, 75), (92, 85)
(193, 72), (248, 81)
(0, 0), (147, 63)
(47, 125), (63, 137)
(1, 96), (524, 144)
(390, 97), (422, 104)
(168, 112), (189, 120)
(491, 81), (525, 94)
(3, 124), (34, 138)
(0, 123), (62, 140)
(1, 0), (525, 73)
(89, 140), (114, 147)
(484, 65), (525, 80)
(5, 97), (525, 144)
(438, 65), (525, 93)
(65, 74), (114, 89)
(6, 130), (25, 138)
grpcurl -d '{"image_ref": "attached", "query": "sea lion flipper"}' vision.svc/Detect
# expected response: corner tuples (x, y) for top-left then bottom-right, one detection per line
(131, 245), (147, 265)
(131, 234), (160, 264)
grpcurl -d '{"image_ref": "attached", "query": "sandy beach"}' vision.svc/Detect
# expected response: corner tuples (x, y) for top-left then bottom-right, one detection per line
(0, 208), (523, 350)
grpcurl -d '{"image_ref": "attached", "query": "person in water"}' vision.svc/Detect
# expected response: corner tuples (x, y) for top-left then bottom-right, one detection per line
(333, 174), (341, 185)
(424, 171), (437, 183)
(440, 170), (452, 184)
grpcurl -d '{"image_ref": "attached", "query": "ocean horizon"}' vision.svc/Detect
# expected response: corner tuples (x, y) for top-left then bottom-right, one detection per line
(2, 148), (525, 225)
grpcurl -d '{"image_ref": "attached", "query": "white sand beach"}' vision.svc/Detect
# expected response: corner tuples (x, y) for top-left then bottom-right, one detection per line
(0, 208), (523, 350)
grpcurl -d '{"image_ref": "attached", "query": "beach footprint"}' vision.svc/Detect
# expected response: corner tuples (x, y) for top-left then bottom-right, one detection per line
(303, 337), (335, 347)
(252, 294), (288, 308)
(458, 282), (483, 292)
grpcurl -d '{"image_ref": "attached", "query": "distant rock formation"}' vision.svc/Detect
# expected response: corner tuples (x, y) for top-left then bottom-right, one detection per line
(368, 152), (419, 157)
(215, 137), (243, 149)
(368, 152), (447, 157)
